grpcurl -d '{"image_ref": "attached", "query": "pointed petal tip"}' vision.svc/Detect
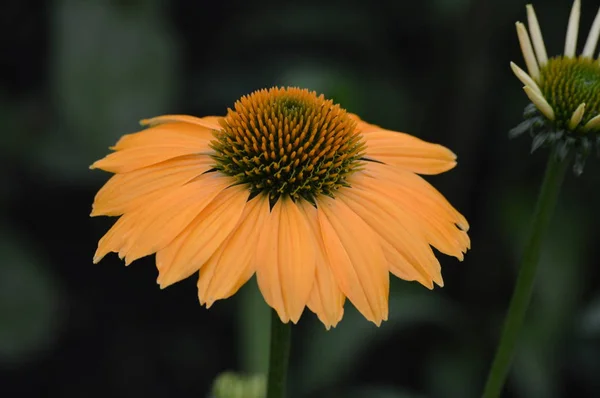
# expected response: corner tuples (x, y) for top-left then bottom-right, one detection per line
(204, 300), (215, 309)
(510, 62), (542, 93)
(157, 277), (171, 290)
(568, 103), (586, 130)
(583, 113), (600, 131)
(523, 85), (555, 120)
(93, 248), (108, 264)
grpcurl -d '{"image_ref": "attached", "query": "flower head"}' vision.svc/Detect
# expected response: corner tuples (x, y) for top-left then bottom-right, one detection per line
(510, 0), (600, 174)
(91, 87), (469, 328)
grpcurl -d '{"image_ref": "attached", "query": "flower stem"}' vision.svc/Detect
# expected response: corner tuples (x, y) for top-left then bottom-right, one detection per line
(266, 310), (291, 398)
(482, 150), (569, 398)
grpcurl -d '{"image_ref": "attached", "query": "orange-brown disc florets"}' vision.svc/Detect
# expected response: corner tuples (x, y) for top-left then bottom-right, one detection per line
(210, 87), (366, 203)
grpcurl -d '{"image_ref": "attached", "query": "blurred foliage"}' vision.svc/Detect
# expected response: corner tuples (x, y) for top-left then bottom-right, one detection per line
(211, 372), (266, 398)
(1, 0), (599, 397)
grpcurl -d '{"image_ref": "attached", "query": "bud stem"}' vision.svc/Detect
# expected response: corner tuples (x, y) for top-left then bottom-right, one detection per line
(266, 310), (292, 398)
(481, 148), (569, 398)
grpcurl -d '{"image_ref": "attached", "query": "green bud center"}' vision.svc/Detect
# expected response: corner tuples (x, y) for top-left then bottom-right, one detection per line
(540, 56), (600, 130)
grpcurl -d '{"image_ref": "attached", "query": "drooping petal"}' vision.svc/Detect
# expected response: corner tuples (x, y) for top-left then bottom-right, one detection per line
(347, 114), (457, 175)
(91, 155), (213, 217)
(256, 196), (316, 324)
(155, 184), (249, 288)
(510, 62), (543, 96)
(120, 173), (235, 264)
(363, 161), (469, 231)
(298, 200), (345, 329)
(362, 129), (457, 175)
(198, 194), (270, 307)
(336, 184), (443, 289)
(351, 165), (470, 261)
(316, 195), (389, 325)
(523, 85), (555, 120)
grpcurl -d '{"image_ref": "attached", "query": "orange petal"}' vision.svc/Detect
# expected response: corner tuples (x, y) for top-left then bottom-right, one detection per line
(363, 161), (469, 231)
(140, 114), (223, 130)
(337, 184), (442, 288)
(90, 123), (216, 173)
(356, 164), (470, 260)
(256, 196), (316, 324)
(93, 210), (141, 264)
(298, 200), (345, 329)
(316, 195), (389, 325)
(198, 194), (270, 307)
(91, 155), (213, 217)
(155, 184), (249, 288)
(349, 113), (456, 175)
(91, 146), (212, 174)
(111, 122), (215, 152)
(363, 129), (457, 175)
(120, 173), (235, 265)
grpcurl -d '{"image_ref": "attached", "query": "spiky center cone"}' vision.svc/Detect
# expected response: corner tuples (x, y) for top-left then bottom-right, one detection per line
(540, 56), (600, 130)
(211, 87), (366, 204)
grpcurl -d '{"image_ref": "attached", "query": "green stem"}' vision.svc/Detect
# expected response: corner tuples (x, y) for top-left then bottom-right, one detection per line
(481, 150), (569, 398)
(266, 310), (292, 398)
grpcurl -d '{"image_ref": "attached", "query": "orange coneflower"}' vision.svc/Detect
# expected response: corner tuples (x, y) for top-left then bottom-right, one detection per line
(91, 87), (469, 329)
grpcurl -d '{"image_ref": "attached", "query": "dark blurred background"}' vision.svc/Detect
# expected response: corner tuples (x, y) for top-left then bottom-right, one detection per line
(1, 0), (600, 397)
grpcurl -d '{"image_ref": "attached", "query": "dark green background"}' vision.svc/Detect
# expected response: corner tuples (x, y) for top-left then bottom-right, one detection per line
(1, 0), (599, 397)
